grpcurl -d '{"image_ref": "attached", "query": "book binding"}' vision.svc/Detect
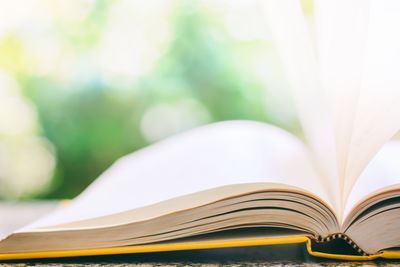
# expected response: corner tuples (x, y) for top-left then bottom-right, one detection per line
(1, 234), (399, 261)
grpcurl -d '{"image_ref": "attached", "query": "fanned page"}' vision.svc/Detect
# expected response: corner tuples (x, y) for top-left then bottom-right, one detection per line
(316, 0), (400, 207)
(339, 0), (400, 205)
(264, 0), (340, 215)
(344, 140), (400, 219)
(313, 0), (369, 210)
(21, 121), (329, 231)
(266, 0), (400, 219)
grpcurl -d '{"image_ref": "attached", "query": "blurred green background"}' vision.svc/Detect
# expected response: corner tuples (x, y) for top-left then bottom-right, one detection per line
(0, 0), (302, 200)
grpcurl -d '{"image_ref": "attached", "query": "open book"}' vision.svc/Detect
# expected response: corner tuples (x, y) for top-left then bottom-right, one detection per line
(1, 0), (400, 261)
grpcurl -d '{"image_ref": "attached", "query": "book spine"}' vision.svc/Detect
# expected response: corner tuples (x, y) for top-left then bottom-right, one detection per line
(313, 233), (368, 256)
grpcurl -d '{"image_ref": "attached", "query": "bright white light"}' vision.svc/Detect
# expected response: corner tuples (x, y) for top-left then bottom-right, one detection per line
(0, 71), (37, 135)
(22, 34), (64, 76)
(0, 70), (19, 98)
(224, 11), (271, 41)
(0, 133), (56, 200)
(140, 99), (211, 143)
(10, 137), (56, 198)
(48, 0), (94, 24)
(0, 97), (37, 135)
(0, 70), (56, 199)
(0, 0), (52, 41)
(0, 141), (9, 182)
(203, 0), (271, 41)
(95, 0), (172, 83)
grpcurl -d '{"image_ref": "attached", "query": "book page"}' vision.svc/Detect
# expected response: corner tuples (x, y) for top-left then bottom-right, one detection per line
(339, 0), (400, 207)
(27, 183), (331, 232)
(264, 0), (340, 214)
(344, 140), (400, 219)
(314, 0), (369, 211)
(21, 121), (330, 230)
(266, 0), (400, 218)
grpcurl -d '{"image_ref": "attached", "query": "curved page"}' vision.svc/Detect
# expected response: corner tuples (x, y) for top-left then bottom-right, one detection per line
(19, 121), (329, 231)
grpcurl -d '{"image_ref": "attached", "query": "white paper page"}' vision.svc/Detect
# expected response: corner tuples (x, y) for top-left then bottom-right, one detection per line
(314, 0), (369, 211)
(264, 0), (340, 214)
(341, 0), (400, 204)
(22, 121), (327, 230)
(344, 140), (400, 219)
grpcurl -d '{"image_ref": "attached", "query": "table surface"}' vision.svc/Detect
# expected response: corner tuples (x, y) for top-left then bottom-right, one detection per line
(1, 201), (400, 266)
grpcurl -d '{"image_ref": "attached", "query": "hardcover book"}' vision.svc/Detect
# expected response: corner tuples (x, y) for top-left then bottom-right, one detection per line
(1, 0), (400, 261)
